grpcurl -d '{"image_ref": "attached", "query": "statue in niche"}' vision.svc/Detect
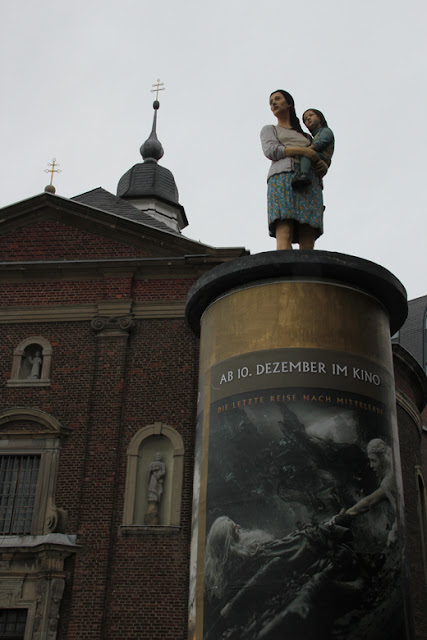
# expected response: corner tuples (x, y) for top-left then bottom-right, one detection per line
(144, 452), (166, 525)
(27, 349), (43, 379)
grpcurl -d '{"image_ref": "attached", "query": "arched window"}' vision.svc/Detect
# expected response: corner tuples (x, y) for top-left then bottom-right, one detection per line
(122, 422), (184, 532)
(415, 466), (427, 583)
(0, 408), (70, 534)
(7, 337), (52, 387)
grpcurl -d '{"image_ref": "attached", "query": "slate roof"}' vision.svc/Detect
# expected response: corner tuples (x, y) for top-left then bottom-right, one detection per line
(72, 187), (181, 235)
(117, 161), (179, 204)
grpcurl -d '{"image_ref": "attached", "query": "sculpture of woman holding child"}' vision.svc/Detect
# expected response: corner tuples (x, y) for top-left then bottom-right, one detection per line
(260, 90), (334, 250)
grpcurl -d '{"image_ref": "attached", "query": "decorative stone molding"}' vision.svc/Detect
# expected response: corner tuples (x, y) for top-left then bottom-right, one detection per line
(414, 466), (427, 583)
(395, 391), (423, 435)
(0, 535), (77, 640)
(0, 301), (186, 323)
(7, 336), (52, 388)
(0, 579), (23, 607)
(122, 422), (184, 531)
(0, 408), (70, 436)
(91, 313), (135, 337)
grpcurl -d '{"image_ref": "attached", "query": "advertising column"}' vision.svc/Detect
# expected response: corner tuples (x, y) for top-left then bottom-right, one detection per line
(187, 252), (410, 640)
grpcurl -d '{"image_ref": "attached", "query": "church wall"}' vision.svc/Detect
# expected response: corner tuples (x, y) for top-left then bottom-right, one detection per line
(422, 427), (427, 478)
(102, 318), (198, 639)
(133, 278), (197, 301)
(56, 315), (199, 639)
(1, 280), (124, 305)
(0, 266), (200, 639)
(393, 352), (427, 640)
(395, 403), (427, 640)
(0, 320), (97, 527)
(393, 348), (427, 480)
(0, 219), (149, 261)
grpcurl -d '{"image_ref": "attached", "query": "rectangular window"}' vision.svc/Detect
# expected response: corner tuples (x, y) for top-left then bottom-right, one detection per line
(0, 609), (27, 639)
(0, 456), (40, 534)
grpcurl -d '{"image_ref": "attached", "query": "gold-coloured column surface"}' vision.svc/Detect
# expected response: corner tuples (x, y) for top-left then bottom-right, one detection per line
(199, 280), (392, 374)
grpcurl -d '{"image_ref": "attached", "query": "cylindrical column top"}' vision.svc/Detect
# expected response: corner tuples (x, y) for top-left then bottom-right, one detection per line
(186, 251), (407, 337)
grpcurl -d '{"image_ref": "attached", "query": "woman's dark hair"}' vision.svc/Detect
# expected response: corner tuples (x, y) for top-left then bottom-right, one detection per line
(270, 90), (305, 135)
(303, 108), (328, 128)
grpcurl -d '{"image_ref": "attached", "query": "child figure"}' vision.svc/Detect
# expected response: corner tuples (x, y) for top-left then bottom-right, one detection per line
(291, 108), (334, 190)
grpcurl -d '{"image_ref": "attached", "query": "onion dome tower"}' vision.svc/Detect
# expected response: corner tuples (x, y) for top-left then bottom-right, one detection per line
(117, 96), (188, 233)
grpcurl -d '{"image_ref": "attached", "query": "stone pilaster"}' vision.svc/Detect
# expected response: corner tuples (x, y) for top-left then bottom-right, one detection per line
(67, 311), (134, 638)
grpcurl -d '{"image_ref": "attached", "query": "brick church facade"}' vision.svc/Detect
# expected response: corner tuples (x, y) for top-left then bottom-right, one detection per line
(0, 106), (426, 639)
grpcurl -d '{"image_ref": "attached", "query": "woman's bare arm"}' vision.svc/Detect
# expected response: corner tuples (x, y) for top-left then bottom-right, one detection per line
(346, 488), (386, 516)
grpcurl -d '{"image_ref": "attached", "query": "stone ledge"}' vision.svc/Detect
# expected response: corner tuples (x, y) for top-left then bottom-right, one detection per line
(7, 379), (51, 388)
(0, 302), (186, 323)
(0, 533), (78, 549)
(119, 525), (181, 536)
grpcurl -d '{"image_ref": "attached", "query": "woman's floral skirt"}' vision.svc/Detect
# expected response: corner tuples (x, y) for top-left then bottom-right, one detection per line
(267, 171), (324, 241)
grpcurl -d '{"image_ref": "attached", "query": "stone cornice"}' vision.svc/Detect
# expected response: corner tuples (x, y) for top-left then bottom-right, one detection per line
(0, 301), (186, 323)
(0, 255), (245, 282)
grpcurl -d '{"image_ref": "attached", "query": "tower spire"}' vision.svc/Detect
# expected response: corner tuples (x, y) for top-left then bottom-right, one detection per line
(140, 79), (166, 163)
(117, 78), (188, 232)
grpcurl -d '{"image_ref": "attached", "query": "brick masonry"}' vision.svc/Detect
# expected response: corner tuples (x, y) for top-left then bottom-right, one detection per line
(0, 219), (149, 261)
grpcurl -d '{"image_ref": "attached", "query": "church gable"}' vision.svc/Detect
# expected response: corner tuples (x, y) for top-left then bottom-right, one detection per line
(0, 218), (150, 261)
(0, 193), (223, 261)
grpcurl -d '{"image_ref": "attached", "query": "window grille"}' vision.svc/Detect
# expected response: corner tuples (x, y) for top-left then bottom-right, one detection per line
(0, 456), (40, 534)
(0, 609), (27, 639)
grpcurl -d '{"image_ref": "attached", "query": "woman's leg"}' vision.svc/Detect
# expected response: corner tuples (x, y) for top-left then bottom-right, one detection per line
(276, 220), (293, 250)
(299, 224), (317, 250)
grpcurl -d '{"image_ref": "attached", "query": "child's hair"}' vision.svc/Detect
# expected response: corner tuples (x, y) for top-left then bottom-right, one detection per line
(303, 108), (328, 128)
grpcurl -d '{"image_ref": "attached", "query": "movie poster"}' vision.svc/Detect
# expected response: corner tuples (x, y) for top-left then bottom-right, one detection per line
(188, 404), (203, 640)
(197, 348), (407, 640)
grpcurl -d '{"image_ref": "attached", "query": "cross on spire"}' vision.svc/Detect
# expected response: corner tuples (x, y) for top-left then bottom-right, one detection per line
(151, 78), (165, 101)
(44, 158), (61, 186)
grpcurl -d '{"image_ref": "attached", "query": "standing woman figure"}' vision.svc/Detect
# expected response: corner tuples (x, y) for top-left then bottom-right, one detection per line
(260, 90), (327, 250)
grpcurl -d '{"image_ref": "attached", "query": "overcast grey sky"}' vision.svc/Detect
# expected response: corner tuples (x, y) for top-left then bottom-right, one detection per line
(1, 0), (426, 299)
